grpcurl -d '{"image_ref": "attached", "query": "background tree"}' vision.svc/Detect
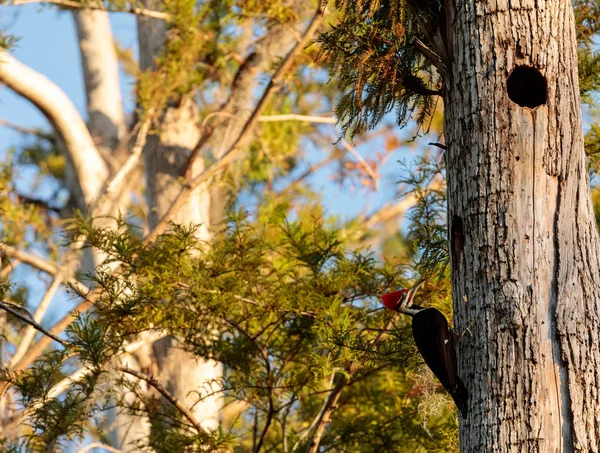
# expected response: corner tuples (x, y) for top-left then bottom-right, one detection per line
(0, 1), (460, 452)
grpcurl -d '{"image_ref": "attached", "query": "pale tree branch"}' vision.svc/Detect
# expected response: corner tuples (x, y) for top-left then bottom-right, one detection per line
(0, 243), (91, 296)
(93, 116), (153, 215)
(150, 0), (329, 243)
(339, 138), (379, 190)
(7, 0), (170, 20)
(0, 243), (58, 275)
(118, 366), (208, 435)
(258, 114), (337, 124)
(77, 443), (123, 453)
(73, 7), (126, 152)
(364, 177), (444, 229)
(0, 50), (108, 206)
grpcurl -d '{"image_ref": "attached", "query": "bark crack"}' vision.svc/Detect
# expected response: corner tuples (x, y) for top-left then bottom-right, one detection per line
(553, 173), (574, 452)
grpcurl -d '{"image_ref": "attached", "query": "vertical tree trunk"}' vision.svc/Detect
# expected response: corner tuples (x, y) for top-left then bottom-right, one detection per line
(125, 2), (220, 445)
(73, 8), (125, 153)
(446, 1), (600, 452)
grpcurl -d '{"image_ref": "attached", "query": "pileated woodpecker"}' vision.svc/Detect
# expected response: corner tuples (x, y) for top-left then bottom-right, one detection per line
(381, 282), (468, 416)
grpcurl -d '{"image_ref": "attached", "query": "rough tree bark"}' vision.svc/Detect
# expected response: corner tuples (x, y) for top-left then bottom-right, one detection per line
(445, 1), (600, 451)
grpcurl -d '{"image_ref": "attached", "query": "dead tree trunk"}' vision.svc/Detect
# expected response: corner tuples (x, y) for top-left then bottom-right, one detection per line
(446, 1), (600, 452)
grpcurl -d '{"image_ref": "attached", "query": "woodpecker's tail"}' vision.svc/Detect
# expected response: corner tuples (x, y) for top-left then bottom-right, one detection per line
(450, 378), (469, 418)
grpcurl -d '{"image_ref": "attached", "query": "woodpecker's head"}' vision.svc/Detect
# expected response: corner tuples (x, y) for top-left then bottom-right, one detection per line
(381, 281), (424, 315)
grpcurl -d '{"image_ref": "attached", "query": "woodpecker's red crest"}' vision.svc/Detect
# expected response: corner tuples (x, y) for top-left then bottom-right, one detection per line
(381, 281), (423, 312)
(381, 290), (409, 310)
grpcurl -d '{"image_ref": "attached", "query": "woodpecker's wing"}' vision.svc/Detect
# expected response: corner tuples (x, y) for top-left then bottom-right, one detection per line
(411, 308), (468, 415)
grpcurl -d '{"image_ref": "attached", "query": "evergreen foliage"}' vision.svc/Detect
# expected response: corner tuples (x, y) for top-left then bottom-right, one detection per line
(319, 0), (442, 136)
(1, 200), (458, 451)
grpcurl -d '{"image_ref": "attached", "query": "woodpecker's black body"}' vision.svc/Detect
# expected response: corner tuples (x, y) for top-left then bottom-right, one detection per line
(411, 306), (468, 417)
(381, 284), (468, 416)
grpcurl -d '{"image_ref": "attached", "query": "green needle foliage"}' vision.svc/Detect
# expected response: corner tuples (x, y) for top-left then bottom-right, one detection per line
(319, 0), (443, 137)
(1, 204), (459, 452)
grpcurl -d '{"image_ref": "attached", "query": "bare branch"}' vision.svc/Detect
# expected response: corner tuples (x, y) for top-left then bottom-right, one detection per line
(0, 50), (108, 206)
(94, 116), (152, 214)
(0, 243), (91, 295)
(8, 0), (170, 20)
(9, 271), (64, 367)
(428, 142), (447, 150)
(339, 139), (379, 190)
(0, 300), (68, 347)
(291, 372), (347, 453)
(258, 114), (337, 124)
(0, 117), (55, 142)
(77, 442), (123, 453)
(148, 0), (329, 243)
(305, 374), (346, 453)
(118, 366), (208, 435)
(364, 177), (444, 229)
(413, 38), (448, 77)
(0, 243), (57, 275)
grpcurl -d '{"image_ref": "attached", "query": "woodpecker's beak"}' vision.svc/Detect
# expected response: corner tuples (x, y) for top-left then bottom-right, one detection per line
(405, 280), (424, 306)
(381, 280), (424, 311)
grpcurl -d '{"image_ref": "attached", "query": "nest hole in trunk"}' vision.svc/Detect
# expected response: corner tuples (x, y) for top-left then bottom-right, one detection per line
(507, 65), (547, 108)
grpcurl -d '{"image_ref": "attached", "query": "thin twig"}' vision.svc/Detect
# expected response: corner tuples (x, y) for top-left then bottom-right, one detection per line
(118, 366), (208, 435)
(0, 300), (68, 347)
(9, 0), (170, 20)
(0, 118), (55, 142)
(77, 442), (123, 453)
(258, 114), (336, 124)
(339, 139), (379, 190)
(9, 271), (64, 367)
(95, 115), (152, 212)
